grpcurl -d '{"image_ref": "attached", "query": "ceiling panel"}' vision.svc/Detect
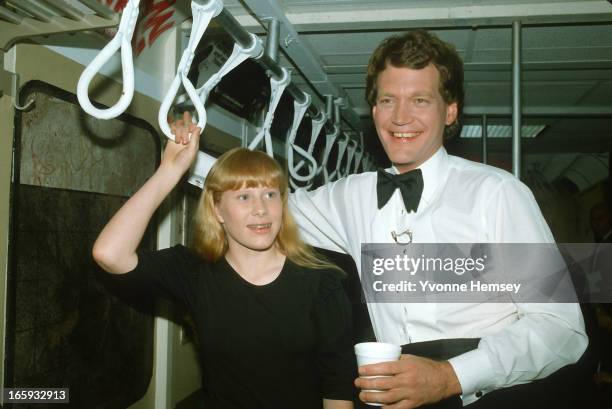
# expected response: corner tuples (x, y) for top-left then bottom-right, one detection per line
(523, 82), (597, 106)
(578, 80), (612, 105)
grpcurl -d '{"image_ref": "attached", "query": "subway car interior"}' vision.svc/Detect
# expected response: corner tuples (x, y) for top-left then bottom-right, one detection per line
(1, 0), (611, 408)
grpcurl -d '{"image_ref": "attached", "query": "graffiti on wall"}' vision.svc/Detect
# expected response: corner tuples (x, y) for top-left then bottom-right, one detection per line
(19, 90), (157, 197)
(101, 0), (183, 56)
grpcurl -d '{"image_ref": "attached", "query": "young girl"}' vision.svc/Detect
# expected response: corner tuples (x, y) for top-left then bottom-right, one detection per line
(92, 120), (355, 409)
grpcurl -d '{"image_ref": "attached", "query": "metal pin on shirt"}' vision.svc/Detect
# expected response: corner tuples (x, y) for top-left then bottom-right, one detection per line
(391, 228), (413, 245)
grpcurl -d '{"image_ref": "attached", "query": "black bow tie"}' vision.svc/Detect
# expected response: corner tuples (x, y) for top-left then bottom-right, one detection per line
(376, 169), (424, 212)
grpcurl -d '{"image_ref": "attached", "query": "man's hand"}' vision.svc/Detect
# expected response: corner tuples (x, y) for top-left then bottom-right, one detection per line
(354, 354), (462, 408)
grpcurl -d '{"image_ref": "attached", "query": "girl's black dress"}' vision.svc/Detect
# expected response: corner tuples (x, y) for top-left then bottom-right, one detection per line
(108, 244), (356, 408)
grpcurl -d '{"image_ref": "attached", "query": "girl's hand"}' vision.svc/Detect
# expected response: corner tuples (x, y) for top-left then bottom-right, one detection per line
(162, 111), (202, 177)
(170, 111), (198, 145)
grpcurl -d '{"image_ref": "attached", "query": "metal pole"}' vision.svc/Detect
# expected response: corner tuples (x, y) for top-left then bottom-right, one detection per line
(214, 8), (327, 123)
(265, 18), (279, 63)
(481, 114), (488, 164)
(512, 20), (522, 179)
(334, 100), (341, 125)
(325, 95), (334, 120)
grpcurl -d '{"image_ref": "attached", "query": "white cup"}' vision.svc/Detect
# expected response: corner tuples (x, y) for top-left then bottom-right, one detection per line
(354, 342), (402, 406)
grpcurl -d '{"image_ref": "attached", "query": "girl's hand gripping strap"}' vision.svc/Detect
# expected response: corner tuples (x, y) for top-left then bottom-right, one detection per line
(158, 0), (224, 140)
(77, 0), (140, 119)
(247, 67), (291, 157)
(286, 93), (318, 183)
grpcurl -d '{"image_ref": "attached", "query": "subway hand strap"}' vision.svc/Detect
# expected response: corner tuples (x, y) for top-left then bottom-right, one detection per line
(158, 0), (224, 141)
(77, 0), (140, 119)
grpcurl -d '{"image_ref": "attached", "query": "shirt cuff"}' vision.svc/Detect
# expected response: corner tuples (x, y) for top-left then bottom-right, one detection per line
(448, 347), (496, 399)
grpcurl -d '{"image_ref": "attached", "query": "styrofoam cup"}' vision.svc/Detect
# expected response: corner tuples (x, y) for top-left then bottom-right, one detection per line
(354, 342), (402, 406)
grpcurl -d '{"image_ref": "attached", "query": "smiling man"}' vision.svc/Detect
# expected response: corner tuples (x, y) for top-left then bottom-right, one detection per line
(289, 30), (588, 408)
(371, 64), (457, 173)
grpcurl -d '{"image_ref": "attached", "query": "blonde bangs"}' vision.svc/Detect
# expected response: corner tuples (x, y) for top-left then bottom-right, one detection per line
(207, 148), (286, 196)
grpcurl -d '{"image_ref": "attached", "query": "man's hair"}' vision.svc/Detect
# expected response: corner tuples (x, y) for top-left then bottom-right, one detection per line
(192, 147), (340, 273)
(365, 29), (464, 139)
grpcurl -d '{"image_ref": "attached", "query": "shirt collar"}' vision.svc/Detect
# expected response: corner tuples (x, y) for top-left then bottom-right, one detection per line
(389, 146), (448, 208)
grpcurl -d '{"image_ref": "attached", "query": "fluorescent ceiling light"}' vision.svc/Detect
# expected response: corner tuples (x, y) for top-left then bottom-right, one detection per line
(460, 124), (546, 138)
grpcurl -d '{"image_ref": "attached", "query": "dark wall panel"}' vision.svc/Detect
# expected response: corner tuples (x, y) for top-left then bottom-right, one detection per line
(7, 81), (160, 409)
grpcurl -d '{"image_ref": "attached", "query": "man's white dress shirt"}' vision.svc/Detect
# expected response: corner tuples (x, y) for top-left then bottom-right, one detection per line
(289, 147), (587, 405)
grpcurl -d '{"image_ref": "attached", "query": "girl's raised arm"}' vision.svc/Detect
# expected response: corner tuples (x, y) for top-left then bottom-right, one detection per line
(93, 113), (200, 274)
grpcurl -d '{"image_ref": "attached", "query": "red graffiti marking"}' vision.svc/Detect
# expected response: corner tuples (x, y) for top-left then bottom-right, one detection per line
(100, 0), (180, 57)
(115, 0), (129, 11)
(135, 38), (146, 56)
(141, 1), (176, 47)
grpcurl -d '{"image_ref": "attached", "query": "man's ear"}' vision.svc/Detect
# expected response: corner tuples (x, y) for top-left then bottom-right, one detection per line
(445, 102), (458, 125)
(372, 104), (377, 119)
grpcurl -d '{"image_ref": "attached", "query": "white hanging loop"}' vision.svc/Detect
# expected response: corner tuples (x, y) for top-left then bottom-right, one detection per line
(353, 145), (364, 173)
(247, 67), (291, 157)
(289, 113), (326, 190)
(295, 114), (326, 172)
(318, 124), (340, 184)
(344, 138), (358, 176)
(158, 0), (224, 140)
(197, 33), (263, 103)
(287, 93), (318, 183)
(328, 132), (349, 181)
(77, 0), (140, 119)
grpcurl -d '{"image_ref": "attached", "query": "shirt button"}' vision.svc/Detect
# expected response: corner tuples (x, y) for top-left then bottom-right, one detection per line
(475, 391), (483, 398)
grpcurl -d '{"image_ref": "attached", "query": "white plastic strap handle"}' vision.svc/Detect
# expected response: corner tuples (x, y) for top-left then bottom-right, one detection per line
(175, 33), (262, 106)
(247, 67), (291, 157)
(287, 93), (318, 183)
(197, 33), (263, 102)
(77, 0), (140, 119)
(158, 0), (223, 140)
(328, 132), (349, 181)
(344, 139), (358, 176)
(289, 113), (326, 190)
(294, 114), (326, 172)
(318, 124), (340, 184)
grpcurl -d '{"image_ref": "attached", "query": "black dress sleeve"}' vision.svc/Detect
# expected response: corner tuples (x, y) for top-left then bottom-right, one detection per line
(105, 244), (198, 307)
(314, 269), (358, 401)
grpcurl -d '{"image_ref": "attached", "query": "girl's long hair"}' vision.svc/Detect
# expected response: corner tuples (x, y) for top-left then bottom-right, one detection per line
(192, 147), (339, 272)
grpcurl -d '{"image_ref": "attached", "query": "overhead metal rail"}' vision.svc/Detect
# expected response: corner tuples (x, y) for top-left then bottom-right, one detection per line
(238, 0), (362, 132)
(215, 9), (310, 109)
(0, 0), (117, 52)
(207, 7), (361, 134)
